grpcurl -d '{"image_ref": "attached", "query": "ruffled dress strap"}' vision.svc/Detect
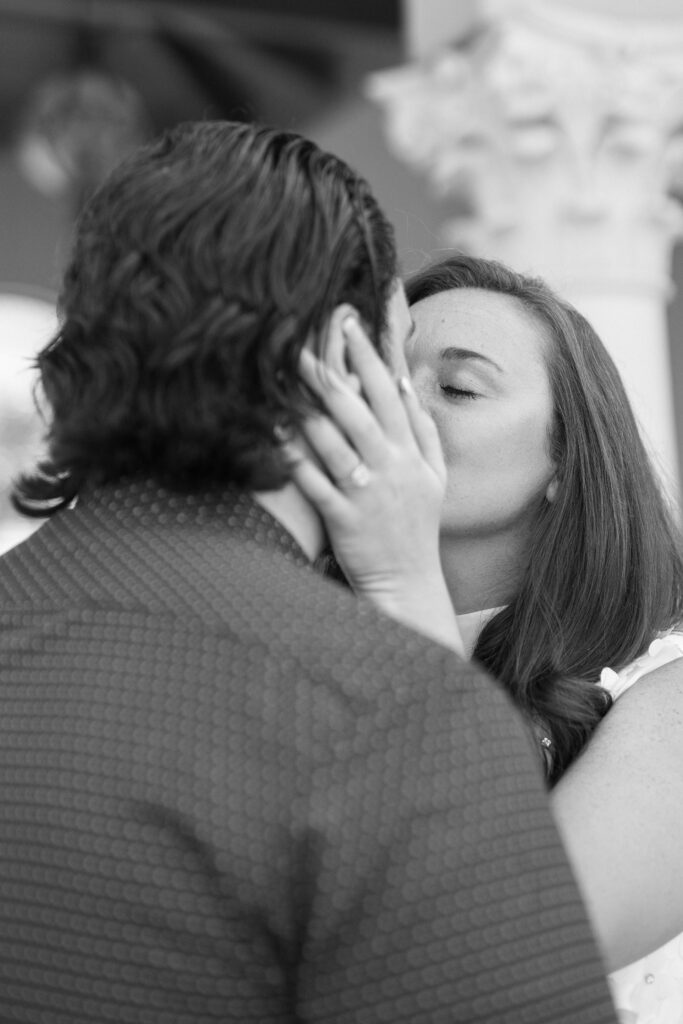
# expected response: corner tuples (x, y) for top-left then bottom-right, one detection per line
(600, 630), (683, 701)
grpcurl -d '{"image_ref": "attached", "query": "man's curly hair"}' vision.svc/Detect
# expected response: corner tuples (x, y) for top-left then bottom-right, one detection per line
(14, 120), (397, 513)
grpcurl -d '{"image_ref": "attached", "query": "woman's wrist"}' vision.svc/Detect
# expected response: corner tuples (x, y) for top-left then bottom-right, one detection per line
(355, 569), (465, 656)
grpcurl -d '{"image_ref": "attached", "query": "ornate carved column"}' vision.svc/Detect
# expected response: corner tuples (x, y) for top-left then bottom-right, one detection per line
(370, 1), (683, 502)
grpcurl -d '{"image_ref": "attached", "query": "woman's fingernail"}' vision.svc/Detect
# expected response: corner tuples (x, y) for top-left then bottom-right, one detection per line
(342, 315), (358, 336)
(279, 439), (303, 466)
(397, 376), (413, 396)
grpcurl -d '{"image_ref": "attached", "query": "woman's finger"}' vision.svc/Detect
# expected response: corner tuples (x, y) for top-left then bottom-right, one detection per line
(397, 376), (446, 484)
(343, 317), (414, 443)
(299, 413), (372, 490)
(280, 441), (349, 522)
(299, 349), (394, 467)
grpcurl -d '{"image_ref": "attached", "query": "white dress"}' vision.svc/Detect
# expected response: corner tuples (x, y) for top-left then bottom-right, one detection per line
(456, 606), (505, 658)
(600, 632), (683, 1024)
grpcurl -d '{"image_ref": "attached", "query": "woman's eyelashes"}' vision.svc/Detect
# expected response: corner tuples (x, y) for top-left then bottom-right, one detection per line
(440, 383), (480, 400)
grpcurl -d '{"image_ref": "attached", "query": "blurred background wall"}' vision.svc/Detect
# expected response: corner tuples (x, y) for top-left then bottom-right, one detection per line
(2, 0), (683, 550)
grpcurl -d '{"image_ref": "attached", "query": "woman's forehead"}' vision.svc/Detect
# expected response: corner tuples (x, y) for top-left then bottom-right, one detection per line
(410, 288), (551, 374)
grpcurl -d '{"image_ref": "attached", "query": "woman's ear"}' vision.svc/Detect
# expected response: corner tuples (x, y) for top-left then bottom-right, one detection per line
(316, 303), (362, 394)
(546, 475), (559, 503)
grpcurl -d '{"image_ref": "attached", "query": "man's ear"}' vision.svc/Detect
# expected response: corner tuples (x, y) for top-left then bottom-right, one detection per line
(314, 303), (363, 394)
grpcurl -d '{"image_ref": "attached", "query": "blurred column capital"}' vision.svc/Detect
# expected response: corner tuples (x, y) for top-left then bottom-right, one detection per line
(375, 2), (683, 293)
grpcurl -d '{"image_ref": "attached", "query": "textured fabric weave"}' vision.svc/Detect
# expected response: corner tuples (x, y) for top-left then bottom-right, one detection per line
(0, 480), (617, 1022)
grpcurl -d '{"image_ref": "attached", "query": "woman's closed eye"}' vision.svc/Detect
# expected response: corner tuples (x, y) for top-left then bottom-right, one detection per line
(440, 384), (480, 401)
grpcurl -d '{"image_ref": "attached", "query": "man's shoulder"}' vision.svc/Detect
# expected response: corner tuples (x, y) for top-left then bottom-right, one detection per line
(231, 541), (468, 674)
(0, 489), (488, 719)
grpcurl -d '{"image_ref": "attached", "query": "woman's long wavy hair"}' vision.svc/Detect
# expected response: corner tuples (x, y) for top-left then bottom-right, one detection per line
(407, 254), (683, 785)
(14, 120), (397, 512)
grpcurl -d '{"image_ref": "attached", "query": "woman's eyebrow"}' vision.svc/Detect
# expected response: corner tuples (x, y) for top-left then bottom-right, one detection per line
(439, 347), (503, 373)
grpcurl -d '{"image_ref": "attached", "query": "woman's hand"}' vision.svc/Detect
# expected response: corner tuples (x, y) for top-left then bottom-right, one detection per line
(282, 316), (465, 655)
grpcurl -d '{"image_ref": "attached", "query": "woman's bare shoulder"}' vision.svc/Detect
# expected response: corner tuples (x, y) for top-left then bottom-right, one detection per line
(600, 654), (683, 749)
(550, 653), (683, 970)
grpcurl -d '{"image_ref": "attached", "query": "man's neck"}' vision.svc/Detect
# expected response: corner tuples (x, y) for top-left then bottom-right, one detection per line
(251, 481), (326, 563)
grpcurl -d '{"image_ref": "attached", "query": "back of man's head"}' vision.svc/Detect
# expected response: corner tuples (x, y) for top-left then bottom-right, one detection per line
(16, 120), (397, 511)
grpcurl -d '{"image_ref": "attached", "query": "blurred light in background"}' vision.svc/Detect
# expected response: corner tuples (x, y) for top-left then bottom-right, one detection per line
(0, 289), (56, 553)
(17, 69), (148, 201)
(0, 0), (400, 211)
